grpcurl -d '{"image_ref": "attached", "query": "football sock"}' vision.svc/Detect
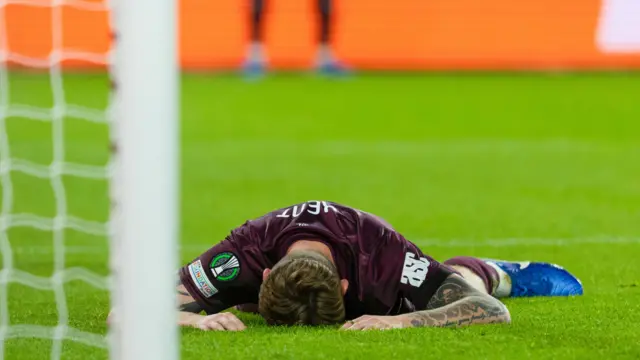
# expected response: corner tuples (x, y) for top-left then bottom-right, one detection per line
(317, 0), (332, 45)
(316, 0), (337, 66)
(317, 44), (335, 66)
(250, 0), (265, 43)
(247, 41), (265, 64)
(247, 0), (266, 63)
(443, 256), (502, 295)
(484, 261), (512, 298)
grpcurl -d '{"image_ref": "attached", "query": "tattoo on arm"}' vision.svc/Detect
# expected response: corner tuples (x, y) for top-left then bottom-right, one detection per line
(407, 275), (510, 328)
(179, 301), (204, 313)
(425, 274), (476, 309)
(176, 277), (203, 314)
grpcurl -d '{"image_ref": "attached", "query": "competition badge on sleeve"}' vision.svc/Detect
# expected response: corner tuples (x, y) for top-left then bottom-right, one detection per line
(210, 252), (241, 282)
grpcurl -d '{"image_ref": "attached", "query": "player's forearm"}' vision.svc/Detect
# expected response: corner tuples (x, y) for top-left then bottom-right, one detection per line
(177, 311), (206, 327)
(177, 281), (204, 313)
(405, 294), (510, 327)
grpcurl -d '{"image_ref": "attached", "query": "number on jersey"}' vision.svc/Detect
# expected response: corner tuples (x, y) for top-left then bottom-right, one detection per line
(401, 252), (430, 287)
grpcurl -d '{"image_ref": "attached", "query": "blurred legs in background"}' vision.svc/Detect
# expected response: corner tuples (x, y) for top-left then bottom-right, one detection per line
(244, 0), (267, 76)
(244, 0), (348, 77)
(315, 0), (348, 75)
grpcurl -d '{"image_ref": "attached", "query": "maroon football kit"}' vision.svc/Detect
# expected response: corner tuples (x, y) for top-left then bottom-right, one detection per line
(179, 201), (454, 320)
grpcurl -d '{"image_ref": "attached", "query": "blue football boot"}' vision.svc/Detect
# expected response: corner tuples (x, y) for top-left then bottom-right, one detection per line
(317, 60), (351, 77)
(485, 260), (583, 297)
(242, 60), (266, 79)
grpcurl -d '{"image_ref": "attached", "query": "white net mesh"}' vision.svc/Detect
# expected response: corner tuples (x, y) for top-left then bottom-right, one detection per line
(0, 0), (112, 357)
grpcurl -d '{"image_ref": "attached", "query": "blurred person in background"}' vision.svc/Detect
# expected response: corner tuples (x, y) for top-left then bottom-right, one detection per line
(243, 0), (348, 77)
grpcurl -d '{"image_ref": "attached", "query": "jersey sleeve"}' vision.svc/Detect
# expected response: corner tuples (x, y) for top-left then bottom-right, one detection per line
(178, 233), (265, 314)
(367, 231), (454, 313)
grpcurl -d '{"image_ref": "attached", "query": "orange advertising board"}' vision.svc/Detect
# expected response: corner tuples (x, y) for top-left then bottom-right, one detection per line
(4, 0), (640, 70)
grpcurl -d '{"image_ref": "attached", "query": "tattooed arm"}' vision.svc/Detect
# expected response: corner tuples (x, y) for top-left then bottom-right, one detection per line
(175, 278), (213, 326)
(176, 278), (203, 313)
(406, 274), (511, 327)
(175, 278), (246, 330)
(342, 274), (510, 330)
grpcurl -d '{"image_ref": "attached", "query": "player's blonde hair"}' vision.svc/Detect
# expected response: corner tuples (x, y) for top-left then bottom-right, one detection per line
(258, 250), (345, 326)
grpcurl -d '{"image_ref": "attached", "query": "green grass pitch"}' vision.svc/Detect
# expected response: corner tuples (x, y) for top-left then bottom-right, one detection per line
(2, 72), (640, 359)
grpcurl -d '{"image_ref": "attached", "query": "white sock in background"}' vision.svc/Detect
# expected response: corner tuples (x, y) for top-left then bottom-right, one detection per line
(316, 44), (335, 66)
(486, 261), (513, 298)
(246, 41), (265, 64)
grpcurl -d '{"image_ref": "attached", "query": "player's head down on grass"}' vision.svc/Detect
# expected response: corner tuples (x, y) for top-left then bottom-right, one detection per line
(258, 249), (349, 326)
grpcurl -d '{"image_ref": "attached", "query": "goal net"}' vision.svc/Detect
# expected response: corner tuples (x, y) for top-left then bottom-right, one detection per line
(0, 0), (178, 359)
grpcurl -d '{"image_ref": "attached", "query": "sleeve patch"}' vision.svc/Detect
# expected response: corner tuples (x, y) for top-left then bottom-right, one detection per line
(210, 252), (241, 282)
(188, 259), (218, 298)
(400, 252), (430, 288)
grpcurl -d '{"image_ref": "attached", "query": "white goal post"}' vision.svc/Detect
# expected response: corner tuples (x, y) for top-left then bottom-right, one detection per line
(0, 0), (178, 357)
(111, 0), (179, 359)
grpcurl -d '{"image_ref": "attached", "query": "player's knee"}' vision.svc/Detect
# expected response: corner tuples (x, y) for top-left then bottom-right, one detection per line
(444, 256), (496, 294)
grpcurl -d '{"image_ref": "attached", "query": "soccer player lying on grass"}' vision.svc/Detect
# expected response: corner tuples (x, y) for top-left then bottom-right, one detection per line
(172, 201), (583, 331)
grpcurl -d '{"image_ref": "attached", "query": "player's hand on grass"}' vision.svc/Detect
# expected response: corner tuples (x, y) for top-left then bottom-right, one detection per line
(195, 312), (247, 331)
(341, 315), (407, 331)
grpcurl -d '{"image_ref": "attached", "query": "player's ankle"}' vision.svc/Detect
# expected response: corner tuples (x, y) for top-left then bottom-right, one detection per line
(247, 41), (266, 64)
(485, 262), (512, 298)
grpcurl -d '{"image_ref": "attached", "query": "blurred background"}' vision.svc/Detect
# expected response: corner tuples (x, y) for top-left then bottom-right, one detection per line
(4, 0), (640, 71)
(1, 1), (640, 359)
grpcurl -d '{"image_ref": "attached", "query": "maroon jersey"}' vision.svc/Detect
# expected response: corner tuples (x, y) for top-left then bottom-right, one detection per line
(179, 201), (453, 319)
